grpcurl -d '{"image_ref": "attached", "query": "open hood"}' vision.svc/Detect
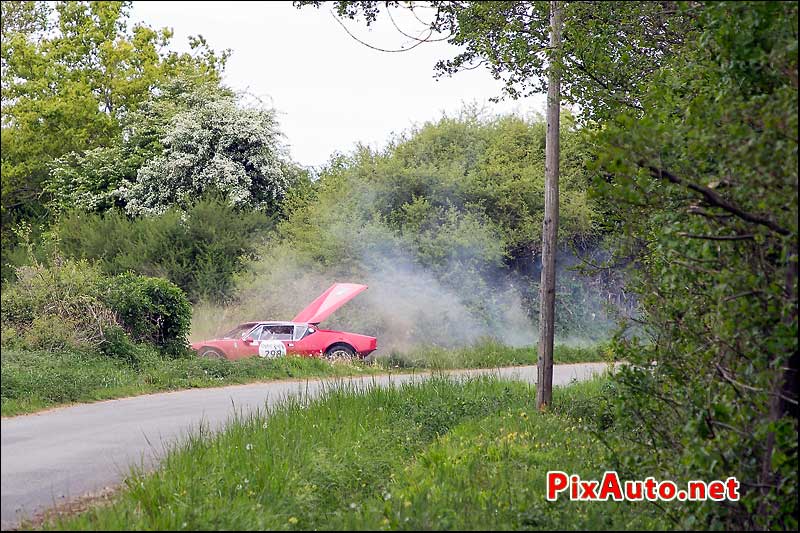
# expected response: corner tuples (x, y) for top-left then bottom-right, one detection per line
(292, 283), (368, 325)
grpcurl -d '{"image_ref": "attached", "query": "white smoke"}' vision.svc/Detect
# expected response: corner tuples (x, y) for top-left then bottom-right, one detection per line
(190, 192), (627, 354)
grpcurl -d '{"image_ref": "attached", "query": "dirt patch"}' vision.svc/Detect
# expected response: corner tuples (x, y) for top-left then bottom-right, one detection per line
(11, 486), (119, 531)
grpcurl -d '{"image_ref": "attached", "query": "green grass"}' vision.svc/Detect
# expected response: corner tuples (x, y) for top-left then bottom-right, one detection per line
(377, 338), (612, 369)
(48, 377), (669, 531)
(1, 340), (609, 417)
(0, 347), (379, 417)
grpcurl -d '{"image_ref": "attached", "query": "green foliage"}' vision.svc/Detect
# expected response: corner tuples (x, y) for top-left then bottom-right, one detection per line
(45, 79), (237, 216)
(0, 258), (120, 352)
(282, 109), (597, 267)
(354, 110), (596, 258)
(32, 80), (304, 300)
(586, 2), (798, 529)
(45, 145), (135, 213)
(53, 197), (274, 302)
(103, 274), (192, 356)
(0, 0), (227, 246)
(1, 256), (192, 356)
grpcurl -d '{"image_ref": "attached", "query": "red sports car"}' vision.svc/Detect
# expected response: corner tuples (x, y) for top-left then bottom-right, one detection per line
(190, 283), (377, 360)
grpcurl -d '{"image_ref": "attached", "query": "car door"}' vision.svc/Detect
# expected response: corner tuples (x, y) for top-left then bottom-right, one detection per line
(233, 325), (263, 359)
(287, 325), (323, 356)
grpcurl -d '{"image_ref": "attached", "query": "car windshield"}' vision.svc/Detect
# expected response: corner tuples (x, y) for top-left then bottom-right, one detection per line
(221, 324), (256, 339)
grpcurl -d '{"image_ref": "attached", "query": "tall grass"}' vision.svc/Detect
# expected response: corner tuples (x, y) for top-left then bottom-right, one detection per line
(377, 338), (612, 369)
(50, 377), (669, 531)
(0, 348), (378, 417)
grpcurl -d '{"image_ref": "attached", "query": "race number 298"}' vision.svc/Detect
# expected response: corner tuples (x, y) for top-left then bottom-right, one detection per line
(258, 340), (287, 359)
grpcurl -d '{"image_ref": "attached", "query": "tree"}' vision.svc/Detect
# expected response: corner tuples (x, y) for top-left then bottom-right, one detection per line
(1, 1), (228, 245)
(53, 198), (275, 302)
(537, 0), (562, 410)
(118, 83), (299, 216)
(44, 76), (235, 215)
(590, 2), (797, 527)
(296, 1), (693, 120)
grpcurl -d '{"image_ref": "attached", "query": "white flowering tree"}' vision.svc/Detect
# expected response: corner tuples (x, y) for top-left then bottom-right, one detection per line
(47, 146), (134, 213)
(120, 92), (295, 216)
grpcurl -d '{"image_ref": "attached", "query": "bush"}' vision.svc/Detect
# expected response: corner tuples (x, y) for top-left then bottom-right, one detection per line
(23, 315), (101, 352)
(1, 259), (119, 351)
(1, 257), (191, 356)
(103, 274), (192, 356)
(53, 197), (273, 302)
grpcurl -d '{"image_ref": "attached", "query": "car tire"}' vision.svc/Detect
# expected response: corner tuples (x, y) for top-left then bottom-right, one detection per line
(324, 344), (355, 362)
(199, 347), (225, 359)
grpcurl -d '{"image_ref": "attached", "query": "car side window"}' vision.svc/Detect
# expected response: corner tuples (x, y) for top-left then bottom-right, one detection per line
(272, 326), (293, 340)
(293, 325), (307, 341)
(248, 326), (263, 340)
(258, 325), (293, 341)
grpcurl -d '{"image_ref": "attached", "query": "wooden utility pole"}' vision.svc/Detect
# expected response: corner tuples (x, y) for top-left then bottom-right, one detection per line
(537, 0), (562, 411)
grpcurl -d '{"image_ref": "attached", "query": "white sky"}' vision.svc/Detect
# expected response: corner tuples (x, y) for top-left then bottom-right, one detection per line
(130, 1), (546, 168)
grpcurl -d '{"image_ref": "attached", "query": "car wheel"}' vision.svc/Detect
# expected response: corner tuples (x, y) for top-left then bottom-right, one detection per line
(200, 347), (225, 359)
(324, 344), (355, 362)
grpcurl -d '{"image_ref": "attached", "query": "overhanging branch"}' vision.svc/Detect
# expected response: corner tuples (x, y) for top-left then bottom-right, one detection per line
(646, 165), (791, 236)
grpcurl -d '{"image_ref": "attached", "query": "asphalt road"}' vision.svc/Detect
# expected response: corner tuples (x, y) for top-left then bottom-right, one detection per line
(1, 362), (609, 529)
